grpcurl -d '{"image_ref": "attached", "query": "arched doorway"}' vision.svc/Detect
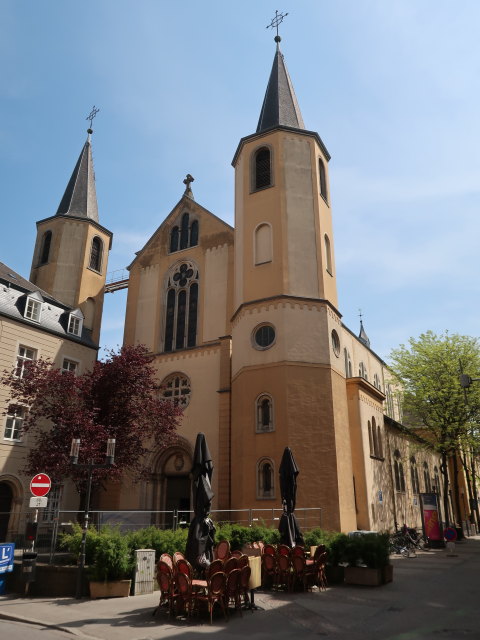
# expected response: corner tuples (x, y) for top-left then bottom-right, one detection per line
(151, 443), (192, 529)
(0, 482), (13, 542)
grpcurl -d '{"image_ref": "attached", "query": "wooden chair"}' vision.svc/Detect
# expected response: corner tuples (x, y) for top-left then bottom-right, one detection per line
(291, 554), (314, 592)
(173, 551), (186, 566)
(215, 539), (231, 562)
(277, 544), (291, 557)
(159, 553), (174, 571)
(291, 546), (305, 559)
(154, 570), (176, 617)
(276, 553), (291, 591)
(176, 557), (193, 580)
(237, 554), (249, 569)
(306, 544), (326, 567)
(194, 571), (228, 624)
(230, 550), (242, 558)
(206, 559), (224, 579)
(225, 568), (242, 616)
(314, 551), (328, 591)
(224, 556), (239, 575)
(239, 564), (252, 611)
(176, 572), (195, 618)
(261, 552), (277, 588)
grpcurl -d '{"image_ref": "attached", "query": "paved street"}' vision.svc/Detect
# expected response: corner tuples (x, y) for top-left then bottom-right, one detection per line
(1, 538), (480, 640)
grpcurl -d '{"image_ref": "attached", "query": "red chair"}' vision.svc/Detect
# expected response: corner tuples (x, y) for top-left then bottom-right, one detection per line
(314, 551), (328, 591)
(176, 558), (193, 580)
(230, 550), (242, 558)
(206, 559), (224, 579)
(194, 571), (228, 624)
(154, 570), (176, 617)
(176, 572), (195, 618)
(263, 543), (276, 556)
(277, 544), (291, 557)
(237, 554), (249, 569)
(261, 552), (277, 588)
(291, 554), (314, 592)
(239, 564), (252, 611)
(159, 553), (174, 571)
(225, 568), (242, 616)
(215, 539), (231, 562)
(173, 551), (186, 566)
(276, 553), (291, 591)
(224, 556), (239, 575)
(291, 546), (305, 559)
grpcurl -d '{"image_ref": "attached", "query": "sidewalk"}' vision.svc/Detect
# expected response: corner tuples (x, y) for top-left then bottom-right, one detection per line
(1, 538), (480, 640)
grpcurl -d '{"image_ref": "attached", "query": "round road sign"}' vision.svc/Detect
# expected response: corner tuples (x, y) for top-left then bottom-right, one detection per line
(30, 473), (51, 497)
(443, 526), (457, 542)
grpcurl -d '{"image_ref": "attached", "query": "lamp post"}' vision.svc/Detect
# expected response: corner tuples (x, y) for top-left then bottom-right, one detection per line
(70, 438), (116, 599)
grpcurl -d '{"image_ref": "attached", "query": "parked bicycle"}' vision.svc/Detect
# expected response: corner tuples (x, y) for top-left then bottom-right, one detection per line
(389, 526), (429, 557)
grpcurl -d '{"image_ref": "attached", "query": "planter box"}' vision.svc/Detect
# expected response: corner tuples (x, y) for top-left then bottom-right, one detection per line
(89, 579), (132, 598)
(325, 565), (344, 584)
(344, 566), (382, 586)
(382, 564), (393, 584)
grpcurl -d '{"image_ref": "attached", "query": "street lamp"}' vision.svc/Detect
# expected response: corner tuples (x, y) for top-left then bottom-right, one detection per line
(70, 438), (116, 599)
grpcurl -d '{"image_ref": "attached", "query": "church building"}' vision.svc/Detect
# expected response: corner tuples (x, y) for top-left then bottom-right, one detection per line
(1, 38), (450, 540)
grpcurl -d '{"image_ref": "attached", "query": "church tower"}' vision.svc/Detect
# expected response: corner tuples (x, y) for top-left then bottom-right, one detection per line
(30, 126), (112, 345)
(230, 35), (357, 532)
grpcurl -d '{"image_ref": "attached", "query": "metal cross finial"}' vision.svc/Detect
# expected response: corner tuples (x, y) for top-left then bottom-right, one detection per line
(359, 308), (363, 322)
(266, 10), (289, 43)
(86, 105), (100, 131)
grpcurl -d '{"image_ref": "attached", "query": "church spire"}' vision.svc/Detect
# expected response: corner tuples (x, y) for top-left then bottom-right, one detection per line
(256, 40), (305, 133)
(56, 129), (99, 223)
(358, 312), (371, 349)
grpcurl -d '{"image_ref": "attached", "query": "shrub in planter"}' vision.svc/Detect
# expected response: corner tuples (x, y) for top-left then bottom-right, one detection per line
(344, 533), (392, 586)
(89, 530), (133, 583)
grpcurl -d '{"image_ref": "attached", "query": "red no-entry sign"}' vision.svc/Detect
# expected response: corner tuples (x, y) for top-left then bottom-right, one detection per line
(30, 473), (51, 497)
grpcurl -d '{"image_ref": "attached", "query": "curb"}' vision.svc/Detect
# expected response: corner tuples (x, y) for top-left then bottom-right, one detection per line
(0, 611), (102, 639)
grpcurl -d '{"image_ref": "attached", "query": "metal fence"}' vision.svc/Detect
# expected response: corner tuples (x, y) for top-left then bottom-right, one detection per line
(2, 506), (322, 562)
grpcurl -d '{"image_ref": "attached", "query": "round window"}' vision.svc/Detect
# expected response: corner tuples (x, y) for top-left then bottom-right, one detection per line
(253, 324), (276, 350)
(331, 329), (340, 357)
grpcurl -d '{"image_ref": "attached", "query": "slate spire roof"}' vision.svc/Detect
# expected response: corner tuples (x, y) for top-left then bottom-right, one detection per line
(256, 41), (305, 133)
(56, 131), (99, 222)
(359, 319), (371, 349)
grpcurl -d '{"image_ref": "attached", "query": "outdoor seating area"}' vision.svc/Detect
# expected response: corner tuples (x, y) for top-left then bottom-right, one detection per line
(154, 540), (328, 624)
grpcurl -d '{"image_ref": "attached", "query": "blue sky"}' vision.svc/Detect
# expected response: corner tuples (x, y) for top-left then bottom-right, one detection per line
(2, 1), (479, 362)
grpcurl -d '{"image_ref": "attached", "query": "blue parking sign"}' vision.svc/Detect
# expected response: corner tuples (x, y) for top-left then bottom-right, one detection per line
(0, 543), (15, 574)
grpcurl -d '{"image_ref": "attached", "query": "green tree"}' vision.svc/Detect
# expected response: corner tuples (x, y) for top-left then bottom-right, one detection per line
(389, 331), (480, 530)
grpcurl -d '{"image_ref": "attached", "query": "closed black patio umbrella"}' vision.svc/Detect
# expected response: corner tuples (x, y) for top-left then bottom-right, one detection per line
(278, 447), (305, 547)
(185, 433), (216, 573)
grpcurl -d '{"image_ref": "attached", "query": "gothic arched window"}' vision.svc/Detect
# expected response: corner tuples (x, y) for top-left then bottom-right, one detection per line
(164, 261), (199, 352)
(423, 462), (432, 493)
(256, 394), (274, 433)
(394, 450), (405, 492)
(324, 234), (332, 274)
(319, 158), (328, 201)
(368, 420), (373, 456)
(89, 237), (103, 272)
(254, 147), (271, 190)
(40, 231), (52, 265)
(257, 458), (274, 498)
(344, 348), (352, 378)
(359, 361), (368, 380)
(170, 214), (199, 253)
(410, 457), (420, 494)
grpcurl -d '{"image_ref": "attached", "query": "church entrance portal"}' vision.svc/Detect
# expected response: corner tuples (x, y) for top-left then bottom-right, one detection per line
(154, 446), (192, 529)
(165, 475), (191, 529)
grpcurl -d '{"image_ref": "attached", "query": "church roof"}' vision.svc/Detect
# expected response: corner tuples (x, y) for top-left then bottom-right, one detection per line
(56, 131), (99, 222)
(256, 43), (305, 133)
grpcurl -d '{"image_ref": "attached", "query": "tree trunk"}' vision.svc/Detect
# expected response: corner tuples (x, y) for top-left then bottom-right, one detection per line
(469, 450), (480, 529)
(441, 452), (450, 527)
(451, 453), (464, 537)
(461, 451), (478, 529)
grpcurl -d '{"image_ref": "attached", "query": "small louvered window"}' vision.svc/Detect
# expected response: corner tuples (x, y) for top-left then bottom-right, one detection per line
(255, 147), (271, 189)
(89, 237), (103, 272)
(40, 231), (52, 265)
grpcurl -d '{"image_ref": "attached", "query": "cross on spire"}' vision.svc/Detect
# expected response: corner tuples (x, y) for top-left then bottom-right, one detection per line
(86, 105), (100, 133)
(183, 173), (195, 199)
(266, 10), (289, 44)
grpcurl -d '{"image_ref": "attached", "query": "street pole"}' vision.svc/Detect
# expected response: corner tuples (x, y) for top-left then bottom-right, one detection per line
(70, 439), (115, 599)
